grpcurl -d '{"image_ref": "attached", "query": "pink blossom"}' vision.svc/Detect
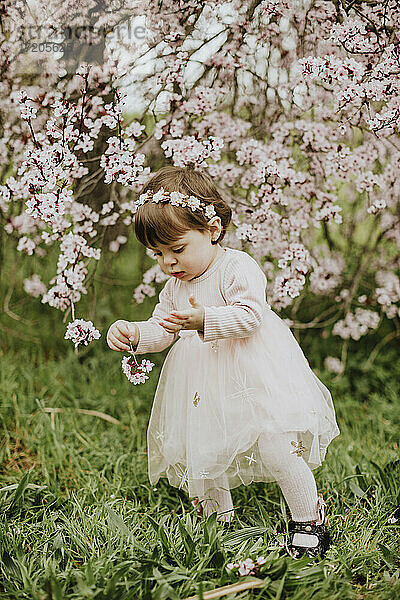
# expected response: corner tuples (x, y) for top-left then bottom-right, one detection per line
(328, 17), (378, 53)
(17, 236), (36, 255)
(64, 319), (101, 348)
(169, 118), (185, 138)
(373, 272), (400, 319)
(225, 555), (266, 576)
(367, 198), (387, 214)
(124, 121), (145, 138)
(102, 102), (122, 129)
(109, 240), (119, 253)
(1, 0), (399, 359)
(133, 283), (157, 304)
(25, 190), (69, 225)
(309, 254), (345, 295)
(193, 113), (251, 143)
(24, 274), (46, 298)
(181, 86), (222, 115)
(332, 308), (380, 340)
(299, 54), (365, 84)
(154, 119), (168, 140)
(121, 355), (155, 385)
(324, 356), (345, 375)
(20, 103), (38, 120)
(161, 136), (224, 168)
(100, 135), (150, 187)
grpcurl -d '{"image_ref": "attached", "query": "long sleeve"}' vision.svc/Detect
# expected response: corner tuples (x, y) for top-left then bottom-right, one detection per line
(134, 279), (179, 354)
(197, 255), (267, 343)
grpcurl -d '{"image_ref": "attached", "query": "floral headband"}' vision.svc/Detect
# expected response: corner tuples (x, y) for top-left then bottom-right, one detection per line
(135, 188), (217, 220)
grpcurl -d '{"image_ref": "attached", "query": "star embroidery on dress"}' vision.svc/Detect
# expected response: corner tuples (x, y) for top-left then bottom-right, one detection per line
(210, 340), (219, 352)
(245, 452), (257, 465)
(199, 469), (209, 479)
(175, 464), (189, 490)
(228, 385), (257, 404)
(290, 440), (307, 456)
(155, 430), (164, 442)
(193, 392), (200, 407)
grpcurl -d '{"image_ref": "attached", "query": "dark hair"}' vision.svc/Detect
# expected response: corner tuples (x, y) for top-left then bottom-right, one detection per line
(134, 166), (232, 248)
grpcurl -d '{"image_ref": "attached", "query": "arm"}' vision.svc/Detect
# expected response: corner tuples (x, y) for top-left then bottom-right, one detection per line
(197, 256), (267, 343)
(134, 279), (179, 354)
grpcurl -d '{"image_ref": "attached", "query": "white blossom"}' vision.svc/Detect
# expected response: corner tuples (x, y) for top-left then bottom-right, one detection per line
(64, 319), (101, 348)
(24, 274), (46, 298)
(121, 355), (154, 384)
(324, 356), (345, 374)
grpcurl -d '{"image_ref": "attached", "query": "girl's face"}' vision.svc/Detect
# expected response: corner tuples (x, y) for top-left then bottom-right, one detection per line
(148, 223), (222, 282)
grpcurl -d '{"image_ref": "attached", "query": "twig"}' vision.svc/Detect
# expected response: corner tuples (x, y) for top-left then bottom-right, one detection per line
(181, 577), (266, 600)
(41, 407), (128, 429)
(290, 312), (341, 330)
(0, 483), (47, 492)
(3, 280), (36, 325)
(332, 338), (349, 382)
(362, 330), (400, 371)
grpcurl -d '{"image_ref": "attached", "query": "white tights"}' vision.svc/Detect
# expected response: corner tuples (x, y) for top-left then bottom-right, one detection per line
(197, 431), (319, 523)
(257, 431), (319, 522)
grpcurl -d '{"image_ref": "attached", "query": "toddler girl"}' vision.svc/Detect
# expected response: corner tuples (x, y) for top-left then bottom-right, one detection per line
(107, 165), (340, 559)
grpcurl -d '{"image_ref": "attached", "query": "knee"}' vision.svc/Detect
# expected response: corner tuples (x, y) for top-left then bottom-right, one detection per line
(257, 433), (308, 478)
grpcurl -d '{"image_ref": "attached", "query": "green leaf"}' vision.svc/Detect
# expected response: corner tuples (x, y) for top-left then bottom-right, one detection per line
(105, 503), (131, 537)
(371, 460), (390, 488)
(151, 568), (180, 600)
(348, 478), (366, 498)
(8, 470), (32, 509)
(178, 519), (195, 563)
(147, 514), (161, 535)
(354, 464), (368, 489)
(223, 526), (267, 546)
(52, 532), (64, 550)
(1, 551), (22, 582)
(48, 576), (64, 600)
(378, 543), (397, 567)
(274, 572), (287, 600)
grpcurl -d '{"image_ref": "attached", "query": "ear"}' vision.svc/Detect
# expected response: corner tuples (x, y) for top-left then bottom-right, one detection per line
(207, 216), (222, 240)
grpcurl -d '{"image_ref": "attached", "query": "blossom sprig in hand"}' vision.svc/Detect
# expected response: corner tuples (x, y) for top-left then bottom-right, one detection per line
(122, 343), (155, 385)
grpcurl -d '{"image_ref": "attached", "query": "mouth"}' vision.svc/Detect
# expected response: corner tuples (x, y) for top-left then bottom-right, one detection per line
(171, 271), (185, 277)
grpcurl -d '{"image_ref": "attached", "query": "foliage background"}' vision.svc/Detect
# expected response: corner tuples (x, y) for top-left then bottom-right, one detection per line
(1, 228), (399, 599)
(1, 1), (399, 595)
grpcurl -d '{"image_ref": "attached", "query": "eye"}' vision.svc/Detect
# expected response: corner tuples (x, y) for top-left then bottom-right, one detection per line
(153, 247), (184, 256)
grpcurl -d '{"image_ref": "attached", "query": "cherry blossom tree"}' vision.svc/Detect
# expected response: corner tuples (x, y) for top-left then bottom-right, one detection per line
(1, 0), (399, 373)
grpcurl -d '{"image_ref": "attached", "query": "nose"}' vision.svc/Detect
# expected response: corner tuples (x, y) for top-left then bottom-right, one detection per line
(163, 253), (177, 266)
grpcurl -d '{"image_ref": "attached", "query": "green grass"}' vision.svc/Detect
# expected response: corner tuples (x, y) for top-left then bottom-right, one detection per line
(0, 340), (399, 599)
(0, 236), (399, 598)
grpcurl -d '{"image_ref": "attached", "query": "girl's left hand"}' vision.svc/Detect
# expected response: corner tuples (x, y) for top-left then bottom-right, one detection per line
(160, 296), (205, 333)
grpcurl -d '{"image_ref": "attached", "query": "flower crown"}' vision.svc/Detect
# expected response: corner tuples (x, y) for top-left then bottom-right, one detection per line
(135, 187), (217, 220)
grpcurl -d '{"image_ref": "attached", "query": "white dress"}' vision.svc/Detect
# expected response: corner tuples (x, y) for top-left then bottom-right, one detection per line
(135, 247), (340, 500)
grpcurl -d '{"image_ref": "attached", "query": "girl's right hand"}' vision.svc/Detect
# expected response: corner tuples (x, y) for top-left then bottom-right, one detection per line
(107, 320), (139, 352)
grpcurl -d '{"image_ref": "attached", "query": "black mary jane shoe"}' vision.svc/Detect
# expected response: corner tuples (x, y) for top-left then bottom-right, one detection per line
(285, 493), (331, 559)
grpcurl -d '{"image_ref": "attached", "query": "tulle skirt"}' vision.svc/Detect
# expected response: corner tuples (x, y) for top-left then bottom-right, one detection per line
(147, 305), (340, 499)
